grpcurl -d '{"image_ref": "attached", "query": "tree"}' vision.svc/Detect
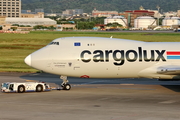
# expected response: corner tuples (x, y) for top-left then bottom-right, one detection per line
(19, 25), (26, 27)
(22, 0), (180, 14)
(48, 26), (56, 30)
(106, 22), (122, 28)
(76, 21), (95, 29)
(159, 18), (164, 26)
(12, 24), (19, 27)
(33, 25), (44, 30)
(10, 27), (17, 31)
(91, 17), (106, 24)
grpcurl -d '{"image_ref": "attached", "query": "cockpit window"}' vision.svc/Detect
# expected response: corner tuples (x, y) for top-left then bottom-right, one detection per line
(49, 42), (59, 45)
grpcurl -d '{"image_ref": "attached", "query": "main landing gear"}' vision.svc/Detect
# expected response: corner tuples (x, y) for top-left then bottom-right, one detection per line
(60, 76), (71, 90)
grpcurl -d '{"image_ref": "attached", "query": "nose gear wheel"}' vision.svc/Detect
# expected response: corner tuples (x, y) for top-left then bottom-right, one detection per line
(60, 76), (71, 90)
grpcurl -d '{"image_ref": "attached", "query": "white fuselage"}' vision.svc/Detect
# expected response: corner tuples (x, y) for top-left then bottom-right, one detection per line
(25, 37), (180, 79)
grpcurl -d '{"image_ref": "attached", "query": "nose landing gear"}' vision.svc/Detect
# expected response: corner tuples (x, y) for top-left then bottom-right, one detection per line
(60, 76), (71, 90)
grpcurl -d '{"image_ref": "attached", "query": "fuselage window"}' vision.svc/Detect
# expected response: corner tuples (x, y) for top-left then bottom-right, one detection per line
(87, 43), (95, 46)
(49, 42), (59, 45)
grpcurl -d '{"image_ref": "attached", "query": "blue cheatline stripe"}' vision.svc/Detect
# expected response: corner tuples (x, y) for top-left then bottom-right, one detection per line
(167, 56), (180, 59)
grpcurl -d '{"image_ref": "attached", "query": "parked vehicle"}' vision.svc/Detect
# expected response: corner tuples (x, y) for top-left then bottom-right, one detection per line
(174, 28), (180, 32)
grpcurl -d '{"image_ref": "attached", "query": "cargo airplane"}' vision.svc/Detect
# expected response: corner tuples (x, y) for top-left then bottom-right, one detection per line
(24, 37), (180, 90)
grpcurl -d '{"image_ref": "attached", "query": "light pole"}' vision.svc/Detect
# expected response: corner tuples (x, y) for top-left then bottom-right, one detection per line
(156, 5), (160, 26)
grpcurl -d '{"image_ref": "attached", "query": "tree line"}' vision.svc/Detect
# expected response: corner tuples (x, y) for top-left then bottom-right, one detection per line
(22, 0), (180, 13)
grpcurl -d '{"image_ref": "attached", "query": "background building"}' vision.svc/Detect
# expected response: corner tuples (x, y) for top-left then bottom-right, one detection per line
(35, 9), (44, 13)
(0, 16), (5, 29)
(57, 24), (76, 31)
(178, 10), (180, 17)
(0, 0), (21, 17)
(119, 10), (155, 27)
(162, 17), (180, 29)
(152, 10), (163, 18)
(134, 16), (156, 29)
(104, 16), (127, 27)
(0, 16), (5, 24)
(164, 11), (177, 17)
(92, 8), (118, 17)
(62, 9), (83, 16)
(21, 9), (44, 18)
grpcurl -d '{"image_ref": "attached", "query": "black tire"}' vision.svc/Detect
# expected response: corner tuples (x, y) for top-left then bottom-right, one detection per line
(18, 85), (25, 93)
(36, 85), (43, 92)
(62, 84), (71, 90)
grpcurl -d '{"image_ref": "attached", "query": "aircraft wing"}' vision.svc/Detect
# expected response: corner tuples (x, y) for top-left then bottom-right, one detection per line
(138, 65), (180, 79)
(157, 66), (180, 75)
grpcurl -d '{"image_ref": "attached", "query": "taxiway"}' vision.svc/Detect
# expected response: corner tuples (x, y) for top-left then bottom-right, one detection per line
(0, 72), (180, 120)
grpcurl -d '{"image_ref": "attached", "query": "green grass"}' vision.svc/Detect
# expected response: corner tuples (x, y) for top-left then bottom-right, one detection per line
(0, 31), (180, 73)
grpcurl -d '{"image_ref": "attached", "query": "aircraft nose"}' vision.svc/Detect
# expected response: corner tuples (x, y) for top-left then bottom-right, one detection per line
(24, 55), (31, 66)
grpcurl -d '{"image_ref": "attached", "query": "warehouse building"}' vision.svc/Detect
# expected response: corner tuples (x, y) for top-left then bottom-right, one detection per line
(5, 18), (57, 26)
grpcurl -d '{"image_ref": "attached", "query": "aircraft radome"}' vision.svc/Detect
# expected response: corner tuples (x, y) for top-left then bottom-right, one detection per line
(24, 37), (180, 90)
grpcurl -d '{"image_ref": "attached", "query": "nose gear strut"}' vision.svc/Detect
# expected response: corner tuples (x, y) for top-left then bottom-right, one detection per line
(60, 76), (71, 90)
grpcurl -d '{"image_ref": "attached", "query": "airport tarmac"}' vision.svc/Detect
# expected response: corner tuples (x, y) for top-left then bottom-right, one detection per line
(0, 72), (180, 120)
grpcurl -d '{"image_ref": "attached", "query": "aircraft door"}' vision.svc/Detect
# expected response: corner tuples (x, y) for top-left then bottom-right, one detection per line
(46, 47), (53, 70)
(71, 49), (81, 71)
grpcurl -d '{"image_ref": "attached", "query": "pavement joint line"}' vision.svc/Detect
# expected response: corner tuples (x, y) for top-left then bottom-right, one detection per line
(117, 88), (156, 90)
(77, 80), (109, 85)
(26, 80), (37, 82)
(120, 84), (135, 85)
(159, 100), (177, 104)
